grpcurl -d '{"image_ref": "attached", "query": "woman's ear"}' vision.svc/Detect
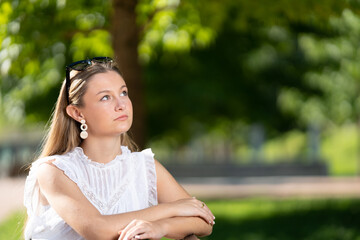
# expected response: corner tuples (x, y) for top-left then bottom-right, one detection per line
(66, 105), (84, 122)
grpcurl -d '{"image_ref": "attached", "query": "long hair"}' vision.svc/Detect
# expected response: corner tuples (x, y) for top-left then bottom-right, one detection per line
(38, 61), (138, 159)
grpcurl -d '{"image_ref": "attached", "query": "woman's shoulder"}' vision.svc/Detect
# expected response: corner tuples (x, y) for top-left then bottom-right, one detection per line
(132, 147), (157, 173)
(31, 149), (75, 167)
(30, 149), (82, 178)
(128, 147), (156, 165)
(31, 153), (69, 178)
(140, 148), (155, 156)
(36, 159), (65, 184)
(32, 149), (84, 189)
(30, 154), (61, 170)
(130, 147), (154, 158)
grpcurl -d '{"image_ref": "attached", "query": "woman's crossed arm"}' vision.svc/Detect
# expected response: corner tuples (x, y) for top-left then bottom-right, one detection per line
(37, 160), (214, 240)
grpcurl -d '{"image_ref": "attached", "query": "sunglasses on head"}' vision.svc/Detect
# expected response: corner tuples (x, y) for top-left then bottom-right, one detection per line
(65, 57), (113, 104)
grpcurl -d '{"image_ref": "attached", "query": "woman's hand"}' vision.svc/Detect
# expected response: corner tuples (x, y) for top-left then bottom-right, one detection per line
(118, 219), (165, 240)
(168, 197), (215, 225)
(183, 234), (200, 240)
(117, 198), (214, 240)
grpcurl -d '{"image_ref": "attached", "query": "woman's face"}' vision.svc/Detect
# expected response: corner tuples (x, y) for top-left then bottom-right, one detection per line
(79, 70), (133, 138)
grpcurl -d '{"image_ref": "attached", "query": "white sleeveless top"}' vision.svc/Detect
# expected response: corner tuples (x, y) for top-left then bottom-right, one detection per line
(23, 146), (158, 240)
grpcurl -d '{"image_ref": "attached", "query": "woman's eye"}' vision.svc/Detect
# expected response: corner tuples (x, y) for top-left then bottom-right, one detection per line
(120, 90), (128, 97)
(101, 95), (110, 101)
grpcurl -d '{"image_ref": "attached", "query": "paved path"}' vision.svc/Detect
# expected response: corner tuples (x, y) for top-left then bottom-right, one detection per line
(0, 177), (25, 223)
(180, 176), (360, 199)
(1, 176), (360, 223)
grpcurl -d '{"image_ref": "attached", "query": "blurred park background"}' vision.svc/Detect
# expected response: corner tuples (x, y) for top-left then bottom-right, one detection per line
(1, 0), (360, 239)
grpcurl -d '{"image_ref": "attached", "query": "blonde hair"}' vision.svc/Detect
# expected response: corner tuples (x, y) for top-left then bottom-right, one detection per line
(38, 61), (138, 159)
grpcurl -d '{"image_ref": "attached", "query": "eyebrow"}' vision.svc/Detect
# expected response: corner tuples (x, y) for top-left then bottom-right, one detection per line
(96, 85), (127, 95)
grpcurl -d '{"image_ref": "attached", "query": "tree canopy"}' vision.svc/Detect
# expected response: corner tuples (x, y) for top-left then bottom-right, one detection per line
(1, 0), (360, 146)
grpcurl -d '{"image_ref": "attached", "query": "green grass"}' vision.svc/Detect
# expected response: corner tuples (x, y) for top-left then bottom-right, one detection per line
(203, 198), (360, 240)
(0, 210), (26, 240)
(2, 198), (360, 240)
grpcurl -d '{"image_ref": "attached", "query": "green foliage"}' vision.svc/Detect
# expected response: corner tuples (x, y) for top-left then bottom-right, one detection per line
(245, 124), (359, 175)
(322, 124), (359, 175)
(142, 0), (360, 143)
(0, 0), (113, 127)
(280, 8), (360, 127)
(262, 130), (307, 163)
(149, 122), (358, 175)
(137, 0), (216, 63)
(2, 0), (360, 151)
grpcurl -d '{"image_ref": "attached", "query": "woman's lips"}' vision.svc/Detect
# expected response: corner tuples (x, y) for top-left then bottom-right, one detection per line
(114, 115), (128, 121)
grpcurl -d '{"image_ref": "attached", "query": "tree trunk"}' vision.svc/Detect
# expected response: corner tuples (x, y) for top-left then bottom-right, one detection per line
(111, 0), (145, 148)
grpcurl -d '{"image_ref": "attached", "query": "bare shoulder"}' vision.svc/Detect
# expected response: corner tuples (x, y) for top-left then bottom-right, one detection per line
(153, 158), (174, 180)
(37, 160), (60, 178)
(154, 158), (171, 177)
(154, 158), (191, 202)
(154, 158), (163, 169)
(36, 160), (67, 190)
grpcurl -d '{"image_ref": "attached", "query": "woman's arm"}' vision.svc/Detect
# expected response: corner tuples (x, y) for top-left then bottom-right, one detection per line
(118, 217), (211, 240)
(36, 162), (213, 240)
(156, 217), (210, 239)
(155, 160), (214, 237)
(118, 160), (214, 240)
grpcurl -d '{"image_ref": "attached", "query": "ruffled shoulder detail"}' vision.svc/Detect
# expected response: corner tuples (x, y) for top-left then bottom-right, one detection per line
(24, 151), (81, 217)
(141, 148), (158, 206)
(23, 155), (60, 216)
(51, 154), (79, 187)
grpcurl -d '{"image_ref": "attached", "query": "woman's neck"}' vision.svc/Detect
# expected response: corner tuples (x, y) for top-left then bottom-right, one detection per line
(79, 136), (122, 164)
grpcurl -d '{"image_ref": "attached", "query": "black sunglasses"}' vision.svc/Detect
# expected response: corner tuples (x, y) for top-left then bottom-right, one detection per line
(65, 57), (113, 104)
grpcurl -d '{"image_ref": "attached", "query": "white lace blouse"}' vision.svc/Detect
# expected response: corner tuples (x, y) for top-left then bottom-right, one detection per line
(23, 146), (158, 240)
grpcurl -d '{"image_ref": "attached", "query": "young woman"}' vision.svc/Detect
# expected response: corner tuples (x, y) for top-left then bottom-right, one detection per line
(24, 57), (214, 240)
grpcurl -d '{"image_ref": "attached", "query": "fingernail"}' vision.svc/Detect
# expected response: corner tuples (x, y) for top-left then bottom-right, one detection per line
(135, 236), (140, 239)
(213, 221), (216, 225)
(213, 216), (216, 220)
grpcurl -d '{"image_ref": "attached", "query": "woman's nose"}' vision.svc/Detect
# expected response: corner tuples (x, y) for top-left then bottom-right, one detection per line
(115, 98), (126, 111)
